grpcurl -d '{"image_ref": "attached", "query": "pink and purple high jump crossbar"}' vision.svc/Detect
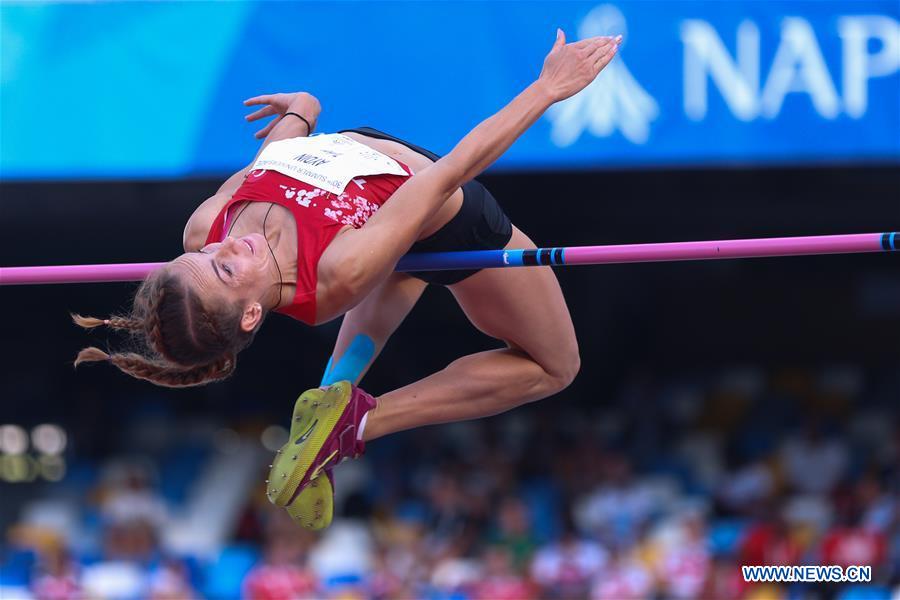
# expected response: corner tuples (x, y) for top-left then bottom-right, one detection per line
(0, 232), (896, 286)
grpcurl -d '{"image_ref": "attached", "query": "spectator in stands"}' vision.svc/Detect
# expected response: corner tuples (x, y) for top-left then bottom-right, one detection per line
(531, 519), (608, 599)
(79, 508), (165, 599)
(470, 545), (535, 600)
(780, 419), (849, 495)
(820, 478), (889, 573)
(147, 558), (197, 600)
(856, 472), (896, 534)
(425, 469), (482, 544)
(31, 545), (81, 600)
(821, 525), (887, 572)
(243, 510), (319, 600)
(717, 456), (776, 516)
(590, 549), (653, 600)
(487, 496), (538, 572)
(368, 510), (430, 598)
(99, 461), (169, 531)
(740, 506), (803, 567)
(701, 556), (743, 600)
(573, 453), (656, 545)
(652, 512), (710, 600)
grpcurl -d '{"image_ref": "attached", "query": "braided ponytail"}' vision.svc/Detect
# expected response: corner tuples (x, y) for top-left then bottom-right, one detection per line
(72, 314), (142, 333)
(71, 314), (107, 329)
(72, 265), (260, 388)
(112, 352), (235, 388)
(74, 347), (235, 388)
(73, 346), (111, 366)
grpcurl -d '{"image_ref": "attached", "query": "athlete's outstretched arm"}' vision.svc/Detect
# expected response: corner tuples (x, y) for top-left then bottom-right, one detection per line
(440, 33), (621, 190)
(319, 31), (620, 317)
(183, 92), (321, 251)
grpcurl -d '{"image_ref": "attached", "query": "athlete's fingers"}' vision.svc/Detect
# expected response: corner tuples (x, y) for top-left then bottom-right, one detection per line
(589, 35), (621, 61)
(572, 36), (614, 50)
(244, 95), (275, 106)
(592, 41), (619, 72)
(245, 105), (278, 122)
(588, 41), (610, 64)
(571, 37), (596, 50)
(254, 116), (282, 139)
(552, 28), (566, 52)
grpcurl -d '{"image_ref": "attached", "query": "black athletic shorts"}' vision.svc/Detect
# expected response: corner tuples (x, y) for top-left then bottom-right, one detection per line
(340, 127), (514, 286)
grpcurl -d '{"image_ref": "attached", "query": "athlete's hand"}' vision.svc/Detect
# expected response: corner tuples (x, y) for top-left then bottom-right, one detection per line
(537, 29), (621, 103)
(243, 91), (321, 139)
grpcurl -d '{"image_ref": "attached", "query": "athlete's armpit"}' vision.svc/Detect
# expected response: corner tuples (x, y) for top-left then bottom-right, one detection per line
(183, 192), (234, 252)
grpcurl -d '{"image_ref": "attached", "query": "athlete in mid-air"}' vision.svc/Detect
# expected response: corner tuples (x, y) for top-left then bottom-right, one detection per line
(74, 30), (621, 528)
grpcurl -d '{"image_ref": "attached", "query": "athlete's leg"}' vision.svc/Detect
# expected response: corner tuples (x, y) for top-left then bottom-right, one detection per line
(272, 226), (575, 528)
(362, 225), (579, 440)
(321, 272), (428, 386)
(275, 272), (426, 528)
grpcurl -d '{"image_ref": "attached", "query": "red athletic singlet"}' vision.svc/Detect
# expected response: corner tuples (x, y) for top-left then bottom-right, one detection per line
(204, 165), (411, 325)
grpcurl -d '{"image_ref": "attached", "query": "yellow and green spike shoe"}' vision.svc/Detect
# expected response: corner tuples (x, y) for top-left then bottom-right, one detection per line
(265, 381), (376, 514)
(285, 470), (334, 530)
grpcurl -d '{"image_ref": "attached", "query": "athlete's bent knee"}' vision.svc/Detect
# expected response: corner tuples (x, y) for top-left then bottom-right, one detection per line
(544, 345), (580, 393)
(556, 351), (581, 390)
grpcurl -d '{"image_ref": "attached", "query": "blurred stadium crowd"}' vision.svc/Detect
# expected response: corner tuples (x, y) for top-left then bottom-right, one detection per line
(2, 366), (898, 600)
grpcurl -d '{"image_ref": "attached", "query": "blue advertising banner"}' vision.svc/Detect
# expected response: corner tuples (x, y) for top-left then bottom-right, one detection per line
(1, 1), (898, 179)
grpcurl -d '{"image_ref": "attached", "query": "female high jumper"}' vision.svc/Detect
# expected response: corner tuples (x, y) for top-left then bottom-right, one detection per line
(74, 30), (622, 528)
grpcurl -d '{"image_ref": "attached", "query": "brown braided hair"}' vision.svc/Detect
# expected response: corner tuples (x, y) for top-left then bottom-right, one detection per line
(73, 266), (261, 388)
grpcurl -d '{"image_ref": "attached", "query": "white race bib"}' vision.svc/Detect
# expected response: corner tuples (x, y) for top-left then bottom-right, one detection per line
(251, 133), (408, 194)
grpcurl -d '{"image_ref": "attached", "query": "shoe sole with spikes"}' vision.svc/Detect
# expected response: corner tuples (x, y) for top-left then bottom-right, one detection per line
(266, 381), (351, 508)
(285, 470), (334, 530)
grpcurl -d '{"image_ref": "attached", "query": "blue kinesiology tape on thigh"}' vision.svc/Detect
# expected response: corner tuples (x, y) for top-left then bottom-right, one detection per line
(319, 334), (376, 386)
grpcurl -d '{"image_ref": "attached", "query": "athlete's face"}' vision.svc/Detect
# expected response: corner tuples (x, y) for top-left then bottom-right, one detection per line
(169, 234), (275, 331)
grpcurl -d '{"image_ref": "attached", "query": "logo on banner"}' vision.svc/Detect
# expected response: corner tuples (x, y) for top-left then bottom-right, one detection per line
(681, 15), (900, 121)
(547, 4), (659, 146)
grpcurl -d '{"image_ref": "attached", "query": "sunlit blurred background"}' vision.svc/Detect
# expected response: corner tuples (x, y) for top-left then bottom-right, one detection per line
(2, 2), (899, 599)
